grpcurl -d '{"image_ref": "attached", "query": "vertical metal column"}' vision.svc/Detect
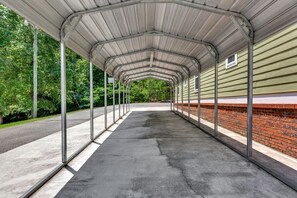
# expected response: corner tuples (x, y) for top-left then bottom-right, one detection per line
(172, 83), (175, 111)
(247, 41), (254, 159)
(126, 85), (128, 112)
(90, 61), (94, 141)
(174, 83), (176, 111)
(174, 83), (177, 110)
(170, 86), (172, 111)
(118, 81), (121, 118)
(123, 84), (125, 114)
(214, 61), (218, 136)
(176, 84), (179, 112)
(181, 81), (184, 116)
(198, 70), (201, 127)
(128, 85), (131, 112)
(33, 27), (38, 118)
(187, 77), (190, 120)
(60, 38), (67, 163)
(104, 70), (107, 129)
(113, 79), (115, 123)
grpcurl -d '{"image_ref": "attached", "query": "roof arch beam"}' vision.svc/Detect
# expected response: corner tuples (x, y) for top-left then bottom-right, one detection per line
(122, 70), (180, 83)
(112, 58), (191, 77)
(60, 0), (253, 46)
(118, 65), (184, 81)
(104, 48), (200, 72)
(60, 1), (139, 41)
(127, 75), (174, 86)
(90, 30), (218, 61)
(125, 73), (176, 85)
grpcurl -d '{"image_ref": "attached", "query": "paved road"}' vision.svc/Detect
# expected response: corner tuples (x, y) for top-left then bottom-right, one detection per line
(56, 111), (296, 198)
(0, 106), (118, 154)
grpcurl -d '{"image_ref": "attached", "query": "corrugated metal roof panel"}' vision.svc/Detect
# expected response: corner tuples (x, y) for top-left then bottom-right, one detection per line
(1, 0), (297, 81)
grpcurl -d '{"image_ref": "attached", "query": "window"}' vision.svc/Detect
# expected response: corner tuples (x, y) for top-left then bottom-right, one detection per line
(177, 86), (179, 96)
(194, 75), (199, 93)
(225, 53), (238, 69)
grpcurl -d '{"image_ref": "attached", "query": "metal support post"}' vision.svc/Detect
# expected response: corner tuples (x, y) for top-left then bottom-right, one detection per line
(198, 71), (201, 127)
(113, 79), (115, 123)
(172, 83), (175, 111)
(173, 85), (175, 111)
(181, 82), (184, 116)
(126, 85), (128, 112)
(118, 81), (121, 117)
(174, 84), (176, 111)
(247, 41), (253, 159)
(128, 85), (131, 111)
(187, 77), (190, 119)
(90, 61), (94, 141)
(104, 70), (107, 129)
(176, 85), (179, 112)
(60, 38), (67, 163)
(123, 83), (125, 115)
(214, 61), (218, 136)
(33, 27), (38, 118)
(170, 86), (173, 111)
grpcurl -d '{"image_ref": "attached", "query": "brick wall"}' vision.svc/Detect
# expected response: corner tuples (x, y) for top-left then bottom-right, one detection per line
(175, 103), (297, 158)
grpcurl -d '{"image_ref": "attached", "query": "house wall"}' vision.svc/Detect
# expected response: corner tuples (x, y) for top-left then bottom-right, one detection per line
(177, 22), (297, 100)
(175, 22), (297, 159)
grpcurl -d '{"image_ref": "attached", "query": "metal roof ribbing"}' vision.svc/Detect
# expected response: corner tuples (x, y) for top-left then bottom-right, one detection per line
(1, 0), (297, 82)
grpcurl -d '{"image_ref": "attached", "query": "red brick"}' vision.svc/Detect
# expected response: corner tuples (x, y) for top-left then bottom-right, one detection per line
(176, 102), (297, 158)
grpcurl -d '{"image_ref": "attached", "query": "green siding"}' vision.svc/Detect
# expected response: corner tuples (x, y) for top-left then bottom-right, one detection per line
(177, 22), (297, 100)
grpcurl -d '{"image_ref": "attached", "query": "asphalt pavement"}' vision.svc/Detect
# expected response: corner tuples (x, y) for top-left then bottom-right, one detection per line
(56, 111), (297, 198)
(0, 105), (118, 154)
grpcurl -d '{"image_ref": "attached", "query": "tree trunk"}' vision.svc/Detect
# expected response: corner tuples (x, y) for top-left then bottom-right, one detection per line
(0, 113), (3, 124)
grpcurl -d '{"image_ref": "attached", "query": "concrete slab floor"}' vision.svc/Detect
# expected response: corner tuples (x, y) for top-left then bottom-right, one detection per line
(0, 110), (119, 198)
(56, 111), (297, 198)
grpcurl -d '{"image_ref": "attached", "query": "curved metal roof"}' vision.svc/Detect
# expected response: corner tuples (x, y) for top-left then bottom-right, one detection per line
(2, 0), (297, 83)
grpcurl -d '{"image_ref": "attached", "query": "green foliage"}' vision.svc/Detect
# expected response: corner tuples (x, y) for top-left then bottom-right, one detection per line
(130, 78), (170, 103)
(0, 4), (33, 120)
(0, 5), (170, 124)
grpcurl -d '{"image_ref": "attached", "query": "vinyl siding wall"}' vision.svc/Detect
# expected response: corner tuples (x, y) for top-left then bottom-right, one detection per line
(176, 22), (297, 101)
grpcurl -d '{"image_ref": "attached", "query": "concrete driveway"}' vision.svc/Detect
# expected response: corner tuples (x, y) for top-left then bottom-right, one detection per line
(56, 111), (297, 198)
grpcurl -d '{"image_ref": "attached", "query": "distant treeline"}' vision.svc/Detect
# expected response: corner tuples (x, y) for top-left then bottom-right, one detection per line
(0, 5), (170, 124)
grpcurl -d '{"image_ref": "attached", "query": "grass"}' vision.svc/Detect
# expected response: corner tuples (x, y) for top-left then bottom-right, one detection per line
(0, 105), (110, 130)
(0, 114), (58, 129)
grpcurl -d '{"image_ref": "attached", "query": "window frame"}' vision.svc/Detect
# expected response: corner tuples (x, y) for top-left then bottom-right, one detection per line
(225, 53), (238, 69)
(194, 75), (199, 93)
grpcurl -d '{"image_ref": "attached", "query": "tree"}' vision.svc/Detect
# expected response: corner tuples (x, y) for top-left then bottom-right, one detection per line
(0, 5), (34, 122)
(0, 4), (170, 124)
(130, 78), (170, 103)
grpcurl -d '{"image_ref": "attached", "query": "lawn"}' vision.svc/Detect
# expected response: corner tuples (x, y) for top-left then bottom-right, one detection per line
(0, 114), (58, 129)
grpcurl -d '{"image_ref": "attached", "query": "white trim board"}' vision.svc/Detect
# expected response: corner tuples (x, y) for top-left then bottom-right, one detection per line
(185, 93), (297, 104)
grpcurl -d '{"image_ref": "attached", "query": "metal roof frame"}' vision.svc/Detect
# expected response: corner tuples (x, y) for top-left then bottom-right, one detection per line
(126, 73), (176, 85)
(61, 0), (253, 43)
(122, 70), (179, 83)
(60, 0), (254, 77)
(112, 58), (191, 77)
(60, 0), (254, 76)
(90, 30), (219, 61)
(104, 47), (201, 73)
(118, 65), (184, 81)
(2, 1), (297, 196)
(127, 75), (175, 86)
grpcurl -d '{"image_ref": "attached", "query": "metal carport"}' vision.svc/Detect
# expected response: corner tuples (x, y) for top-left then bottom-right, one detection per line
(1, 0), (297, 197)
